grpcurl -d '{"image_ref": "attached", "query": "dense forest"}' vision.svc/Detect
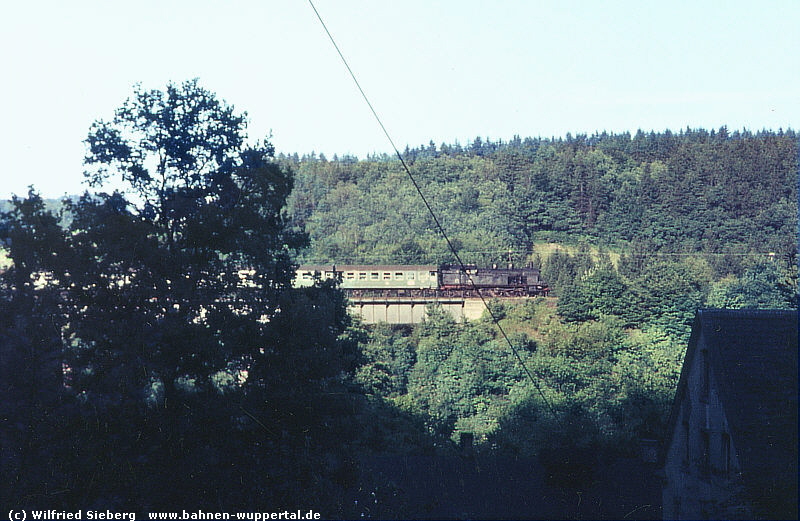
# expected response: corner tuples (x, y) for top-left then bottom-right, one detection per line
(1, 79), (797, 518)
(283, 127), (797, 270)
(280, 126), (797, 478)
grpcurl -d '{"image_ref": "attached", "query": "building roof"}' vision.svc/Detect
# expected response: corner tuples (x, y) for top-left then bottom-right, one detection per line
(663, 309), (798, 514)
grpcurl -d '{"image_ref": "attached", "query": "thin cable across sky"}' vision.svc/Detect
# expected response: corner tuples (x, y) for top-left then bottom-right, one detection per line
(307, 0), (560, 419)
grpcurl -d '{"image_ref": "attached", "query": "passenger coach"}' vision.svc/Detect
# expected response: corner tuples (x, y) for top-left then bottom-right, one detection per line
(294, 265), (439, 297)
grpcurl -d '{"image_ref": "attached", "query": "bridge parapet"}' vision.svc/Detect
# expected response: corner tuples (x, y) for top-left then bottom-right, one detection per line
(348, 297), (485, 324)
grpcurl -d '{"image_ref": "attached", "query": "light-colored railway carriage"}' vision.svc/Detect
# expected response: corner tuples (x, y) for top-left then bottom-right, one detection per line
(294, 265), (439, 293)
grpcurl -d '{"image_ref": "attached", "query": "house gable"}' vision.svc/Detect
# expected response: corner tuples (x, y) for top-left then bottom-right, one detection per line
(662, 309), (798, 519)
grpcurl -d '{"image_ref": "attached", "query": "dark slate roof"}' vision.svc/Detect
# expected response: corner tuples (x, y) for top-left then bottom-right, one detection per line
(663, 309), (799, 516)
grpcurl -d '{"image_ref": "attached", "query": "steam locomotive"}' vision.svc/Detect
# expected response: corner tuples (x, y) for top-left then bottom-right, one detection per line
(294, 263), (549, 298)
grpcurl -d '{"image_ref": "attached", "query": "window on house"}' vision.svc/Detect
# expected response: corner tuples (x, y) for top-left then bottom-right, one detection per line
(383, 272), (391, 280)
(701, 349), (710, 402)
(359, 272), (366, 280)
(429, 271), (437, 279)
(721, 432), (731, 474)
(682, 420), (690, 466)
(345, 272), (355, 280)
(395, 272), (404, 280)
(408, 272), (415, 280)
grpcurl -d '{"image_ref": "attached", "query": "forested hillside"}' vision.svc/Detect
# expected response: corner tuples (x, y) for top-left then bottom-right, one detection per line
(280, 126), (798, 473)
(283, 128), (797, 273)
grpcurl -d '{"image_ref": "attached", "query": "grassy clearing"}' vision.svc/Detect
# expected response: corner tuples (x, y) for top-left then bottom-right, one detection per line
(531, 241), (622, 267)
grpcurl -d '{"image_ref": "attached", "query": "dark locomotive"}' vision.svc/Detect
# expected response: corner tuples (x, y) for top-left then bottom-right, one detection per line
(438, 264), (549, 297)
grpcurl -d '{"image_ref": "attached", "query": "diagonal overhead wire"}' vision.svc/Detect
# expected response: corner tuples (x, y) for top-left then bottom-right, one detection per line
(307, 0), (559, 420)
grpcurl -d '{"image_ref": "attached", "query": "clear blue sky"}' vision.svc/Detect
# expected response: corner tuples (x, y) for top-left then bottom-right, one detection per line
(1, 0), (797, 199)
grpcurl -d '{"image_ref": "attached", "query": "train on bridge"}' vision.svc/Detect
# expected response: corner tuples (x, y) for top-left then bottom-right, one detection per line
(294, 264), (549, 298)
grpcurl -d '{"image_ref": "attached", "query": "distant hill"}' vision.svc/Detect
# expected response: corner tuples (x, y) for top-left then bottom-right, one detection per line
(0, 196), (77, 229)
(281, 127), (798, 271)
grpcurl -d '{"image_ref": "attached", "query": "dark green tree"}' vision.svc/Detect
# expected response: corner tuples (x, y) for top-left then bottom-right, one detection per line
(558, 265), (630, 322)
(541, 250), (577, 296)
(0, 81), (369, 513)
(0, 191), (74, 508)
(355, 323), (416, 397)
(626, 260), (707, 340)
(71, 79), (307, 405)
(706, 260), (798, 309)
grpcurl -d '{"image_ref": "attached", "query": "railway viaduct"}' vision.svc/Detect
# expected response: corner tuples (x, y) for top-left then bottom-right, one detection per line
(348, 296), (486, 324)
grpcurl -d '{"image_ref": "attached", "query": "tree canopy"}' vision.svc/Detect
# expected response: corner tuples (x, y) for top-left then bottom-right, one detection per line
(283, 128), (797, 272)
(62, 79), (307, 406)
(0, 81), (379, 515)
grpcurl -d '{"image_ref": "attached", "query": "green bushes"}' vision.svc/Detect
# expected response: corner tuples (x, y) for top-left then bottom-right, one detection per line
(354, 297), (685, 455)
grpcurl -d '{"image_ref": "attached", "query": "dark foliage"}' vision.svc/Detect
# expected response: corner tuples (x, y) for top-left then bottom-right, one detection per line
(0, 82), (433, 516)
